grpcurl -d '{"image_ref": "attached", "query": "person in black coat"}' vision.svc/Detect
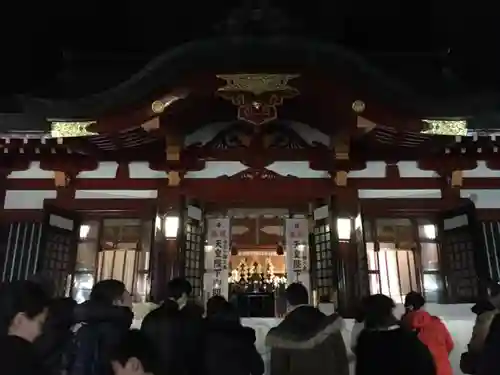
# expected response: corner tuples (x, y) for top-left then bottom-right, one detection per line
(355, 294), (436, 375)
(0, 280), (51, 375)
(204, 296), (264, 375)
(141, 278), (204, 375)
(34, 296), (77, 375)
(478, 312), (500, 375)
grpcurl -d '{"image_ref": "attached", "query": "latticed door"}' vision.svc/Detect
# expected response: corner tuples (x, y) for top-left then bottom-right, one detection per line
(38, 205), (80, 297)
(310, 205), (335, 302)
(438, 201), (488, 303)
(180, 205), (205, 299)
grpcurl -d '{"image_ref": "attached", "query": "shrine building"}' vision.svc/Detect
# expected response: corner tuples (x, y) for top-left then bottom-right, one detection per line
(0, 19), (499, 317)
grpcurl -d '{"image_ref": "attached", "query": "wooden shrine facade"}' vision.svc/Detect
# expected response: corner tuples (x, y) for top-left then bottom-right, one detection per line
(2, 69), (500, 313)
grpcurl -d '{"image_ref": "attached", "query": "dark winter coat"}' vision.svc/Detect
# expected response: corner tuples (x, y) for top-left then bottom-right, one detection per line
(34, 297), (76, 375)
(141, 299), (204, 375)
(265, 305), (349, 375)
(204, 317), (264, 375)
(67, 302), (133, 375)
(0, 335), (48, 375)
(478, 313), (500, 375)
(355, 325), (436, 375)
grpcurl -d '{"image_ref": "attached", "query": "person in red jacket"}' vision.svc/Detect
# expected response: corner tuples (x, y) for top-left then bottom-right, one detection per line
(403, 292), (454, 375)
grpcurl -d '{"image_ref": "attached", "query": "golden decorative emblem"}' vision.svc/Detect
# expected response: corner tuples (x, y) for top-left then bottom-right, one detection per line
(352, 100), (365, 113)
(216, 73), (300, 126)
(151, 100), (166, 114)
(217, 73), (300, 95)
(49, 121), (97, 138)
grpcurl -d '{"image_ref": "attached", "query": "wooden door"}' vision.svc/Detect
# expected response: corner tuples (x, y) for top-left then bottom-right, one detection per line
(38, 204), (80, 297)
(179, 204), (205, 300)
(310, 204), (336, 303)
(438, 201), (488, 303)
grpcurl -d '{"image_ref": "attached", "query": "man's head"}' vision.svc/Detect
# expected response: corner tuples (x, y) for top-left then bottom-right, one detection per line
(90, 280), (132, 309)
(363, 294), (396, 329)
(165, 278), (192, 308)
(110, 330), (157, 375)
(0, 281), (50, 342)
(284, 283), (309, 308)
(404, 291), (425, 312)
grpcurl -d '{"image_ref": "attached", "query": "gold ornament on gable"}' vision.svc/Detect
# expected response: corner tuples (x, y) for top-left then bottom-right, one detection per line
(216, 73), (300, 126)
(217, 73), (300, 95)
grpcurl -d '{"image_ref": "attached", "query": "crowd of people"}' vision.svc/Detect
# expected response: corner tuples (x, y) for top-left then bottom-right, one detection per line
(1, 275), (500, 375)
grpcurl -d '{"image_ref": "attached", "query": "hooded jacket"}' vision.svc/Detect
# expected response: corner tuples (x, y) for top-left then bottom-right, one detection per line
(265, 305), (349, 375)
(405, 310), (454, 375)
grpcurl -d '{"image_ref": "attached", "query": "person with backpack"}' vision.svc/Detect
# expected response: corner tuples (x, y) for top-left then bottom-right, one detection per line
(403, 291), (454, 375)
(67, 279), (134, 375)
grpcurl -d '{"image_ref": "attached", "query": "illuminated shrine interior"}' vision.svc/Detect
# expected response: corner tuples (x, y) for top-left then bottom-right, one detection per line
(73, 212), (439, 313)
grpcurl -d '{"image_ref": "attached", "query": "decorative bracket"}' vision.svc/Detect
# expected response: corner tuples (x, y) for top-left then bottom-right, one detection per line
(333, 137), (350, 161)
(165, 135), (182, 162)
(54, 171), (71, 188)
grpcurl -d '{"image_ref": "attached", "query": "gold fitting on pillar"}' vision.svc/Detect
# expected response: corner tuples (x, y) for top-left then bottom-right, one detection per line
(451, 170), (463, 188)
(166, 145), (181, 161)
(334, 171), (348, 187)
(54, 171), (69, 188)
(168, 171), (181, 186)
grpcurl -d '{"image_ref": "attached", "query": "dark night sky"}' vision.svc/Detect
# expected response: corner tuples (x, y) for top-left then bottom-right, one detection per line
(0, 0), (497, 96)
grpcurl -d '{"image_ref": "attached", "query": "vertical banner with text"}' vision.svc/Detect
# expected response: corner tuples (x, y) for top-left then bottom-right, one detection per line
(285, 218), (310, 294)
(204, 218), (230, 299)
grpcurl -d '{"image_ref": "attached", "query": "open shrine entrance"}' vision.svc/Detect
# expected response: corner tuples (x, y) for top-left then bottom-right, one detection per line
(1, 191), (489, 316)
